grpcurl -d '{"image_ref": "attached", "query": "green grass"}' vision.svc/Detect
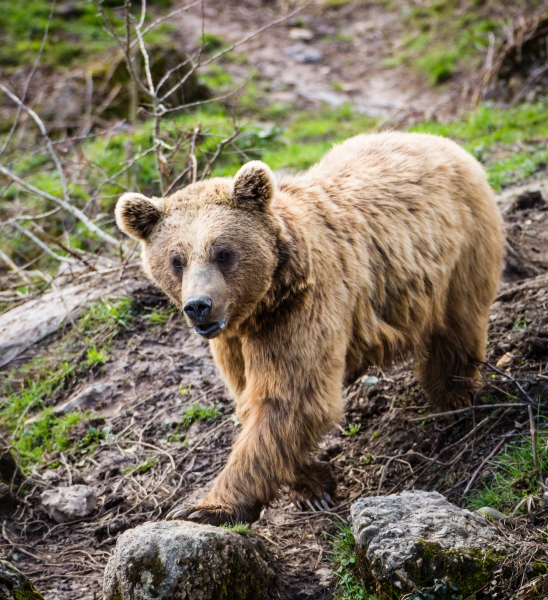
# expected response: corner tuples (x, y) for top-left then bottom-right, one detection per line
(330, 525), (376, 600)
(180, 404), (222, 429)
(0, 297), (135, 470)
(409, 102), (548, 190)
(466, 430), (548, 515)
(343, 423), (361, 437)
(384, 0), (540, 84)
(144, 306), (177, 325)
(0, 0), (173, 70)
(123, 459), (159, 475)
(85, 344), (109, 367)
(220, 522), (252, 535)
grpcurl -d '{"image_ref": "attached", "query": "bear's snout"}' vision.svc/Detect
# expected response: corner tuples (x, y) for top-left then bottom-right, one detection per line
(183, 295), (213, 323)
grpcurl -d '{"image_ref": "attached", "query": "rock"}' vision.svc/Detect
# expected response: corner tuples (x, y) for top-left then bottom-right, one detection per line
(477, 506), (508, 521)
(495, 352), (514, 368)
(103, 521), (274, 600)
(361, 375), (379, 388)
(350, 490), (509, 598)
(0, 483), (14, 512)
(0, 559), (44, 599)
(41, 485), (98, 523)
(52, 383), (114, 415)
(287, 43), (324, 63)
(288, 28), (314, 41)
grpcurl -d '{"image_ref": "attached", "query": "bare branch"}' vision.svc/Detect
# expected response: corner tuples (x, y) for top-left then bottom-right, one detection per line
(0, 163), (120, 248)
(12, 222), (75, 264)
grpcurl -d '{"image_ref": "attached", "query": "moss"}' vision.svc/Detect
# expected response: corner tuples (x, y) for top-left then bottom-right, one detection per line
(356, 540), (503, 599)
(126, 550), (168, 596)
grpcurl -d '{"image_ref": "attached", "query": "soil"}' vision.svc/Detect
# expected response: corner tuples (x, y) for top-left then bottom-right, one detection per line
(174, 0), (453, 119)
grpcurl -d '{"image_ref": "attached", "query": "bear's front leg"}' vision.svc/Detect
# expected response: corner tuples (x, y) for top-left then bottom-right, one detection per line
(167, 396), (333, 525)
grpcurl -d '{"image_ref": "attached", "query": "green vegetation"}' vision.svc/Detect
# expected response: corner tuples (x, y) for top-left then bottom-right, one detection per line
(343, 423), (361, 437)
(180, 403), (222, 429)
(410, 102), (548, 190)
(0, 297), (135, 470)
(384, 0), (542, 84)
(144, 306), (177, 325)
(330, 525), (375, 600)
(220, 522), (252, 535)
(85, 344), (109, 367)
(466, 431), (548, 515)
(0, 0), (173, 70)
(123, 459), (159, 475)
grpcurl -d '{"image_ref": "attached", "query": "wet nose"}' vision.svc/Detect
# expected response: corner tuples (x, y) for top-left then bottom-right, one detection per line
(183, 296), (212, 322)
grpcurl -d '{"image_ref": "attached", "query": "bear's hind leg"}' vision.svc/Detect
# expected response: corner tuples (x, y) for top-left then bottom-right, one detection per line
(417, 315), (488, 411)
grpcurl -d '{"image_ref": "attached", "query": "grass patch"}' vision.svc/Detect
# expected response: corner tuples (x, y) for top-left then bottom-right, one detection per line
(466, 430), (548, 515)
(409, 101), (548, 189)
(330, 525), (375, 600)
(343, 423), (361, 437)
(144, 306), (177, 325)
(384, 0), (541, 84)
(0, 297), (136, 470)
(180, 404), (222, 429)
(123, 459), (159, 475)
(220, 522), (252, 535)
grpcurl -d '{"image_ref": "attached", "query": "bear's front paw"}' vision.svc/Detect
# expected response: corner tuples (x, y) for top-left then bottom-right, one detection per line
(291, 461), (337, 512)
(166, 501), (261, 526)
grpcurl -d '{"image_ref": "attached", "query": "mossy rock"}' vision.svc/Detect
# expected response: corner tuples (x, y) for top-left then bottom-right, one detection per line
(0, 559), (44, 600)
(103, 520), (274, 600)
(350, 491), (511, 599)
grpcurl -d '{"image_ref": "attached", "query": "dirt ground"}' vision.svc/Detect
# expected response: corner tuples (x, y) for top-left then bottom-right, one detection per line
(1, 1), (548, 599)
(175, 0), (453, 120)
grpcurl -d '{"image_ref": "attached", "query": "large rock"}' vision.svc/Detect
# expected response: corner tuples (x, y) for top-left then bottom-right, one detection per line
(41, 485), (98, 523)
(0, 559), (44, 600)
(350, 490), (510, 598)
(104, 521), (274, 600)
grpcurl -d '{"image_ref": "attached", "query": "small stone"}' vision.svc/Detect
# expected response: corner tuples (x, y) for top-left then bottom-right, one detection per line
(361, 375), (379, 388)
(52, 383), (114, 415)
(287, 43), (324, 63)
(104, 521), (274, 600)
(0, 482), (14, 511)
(495, 353), (514, 368)
(288, 28), (314, 41)
(41, 485), (97, 523)
(477, 507), (508, 521)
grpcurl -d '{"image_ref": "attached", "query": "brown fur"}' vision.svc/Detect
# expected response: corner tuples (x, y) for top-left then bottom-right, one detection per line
(115, 132), (504, 525)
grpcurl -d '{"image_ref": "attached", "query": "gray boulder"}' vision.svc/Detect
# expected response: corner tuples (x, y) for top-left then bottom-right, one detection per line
(104, 521), (274, 600)
(0, 559), (44, 600)
(350, 490), (510, 597)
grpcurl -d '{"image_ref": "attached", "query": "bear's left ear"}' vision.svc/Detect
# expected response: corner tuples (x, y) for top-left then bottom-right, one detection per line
(232, 161), (275, 211)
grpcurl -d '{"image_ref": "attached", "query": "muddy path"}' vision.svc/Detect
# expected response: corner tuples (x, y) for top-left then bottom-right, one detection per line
(175, 0), (452, 119)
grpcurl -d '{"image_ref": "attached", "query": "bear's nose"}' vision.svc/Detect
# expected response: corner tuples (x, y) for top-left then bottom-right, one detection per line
(183, 296), (212, 322)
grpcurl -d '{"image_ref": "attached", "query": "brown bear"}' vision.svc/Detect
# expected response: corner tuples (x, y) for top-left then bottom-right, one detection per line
(115, 132), (504, 525)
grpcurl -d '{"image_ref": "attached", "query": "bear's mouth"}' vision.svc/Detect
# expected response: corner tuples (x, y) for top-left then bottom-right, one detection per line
(194, 319), (227, 339)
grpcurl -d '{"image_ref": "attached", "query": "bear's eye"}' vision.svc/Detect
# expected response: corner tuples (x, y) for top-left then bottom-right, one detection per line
(171, 256), (183, 270)
(217, 250), (230, 263)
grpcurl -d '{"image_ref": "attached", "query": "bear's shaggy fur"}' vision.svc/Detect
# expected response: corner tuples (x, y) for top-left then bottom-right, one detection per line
(116, 132), (504, 525)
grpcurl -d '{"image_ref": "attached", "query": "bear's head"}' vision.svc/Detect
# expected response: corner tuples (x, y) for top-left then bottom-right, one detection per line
(116, 161), (307, 339)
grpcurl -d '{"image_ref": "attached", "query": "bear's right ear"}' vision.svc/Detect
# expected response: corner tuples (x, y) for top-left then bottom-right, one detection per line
(115, 193), (164, 241)
(232, 161), (275, 212)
